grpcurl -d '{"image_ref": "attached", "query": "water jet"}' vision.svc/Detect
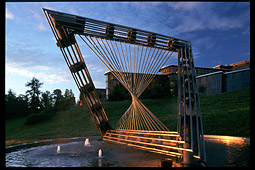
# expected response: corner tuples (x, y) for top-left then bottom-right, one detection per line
(57, 145), (60, 153)
(84, 138), (90, 147)
(98, 149), (102, 158)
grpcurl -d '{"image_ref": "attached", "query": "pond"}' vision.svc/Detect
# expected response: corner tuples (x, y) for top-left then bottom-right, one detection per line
(5, 135), (250, 167)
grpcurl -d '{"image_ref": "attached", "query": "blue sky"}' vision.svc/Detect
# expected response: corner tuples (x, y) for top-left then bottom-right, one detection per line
(5, 1), (250, 100)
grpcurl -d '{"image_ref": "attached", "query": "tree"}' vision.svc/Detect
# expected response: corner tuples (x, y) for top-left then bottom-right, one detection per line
(62, 89), (76, 110)
(6, 89), (16, 102)
(66, 89), (76, 107)
(5, 89), (17, 118)
(25, 77), (43, 114)
(52, 89), (63, 111)
(64, 89), (70, 98)
(41, 91), (52, 109)
(16, 94), (29, 116)
(5, 89), (29, 119)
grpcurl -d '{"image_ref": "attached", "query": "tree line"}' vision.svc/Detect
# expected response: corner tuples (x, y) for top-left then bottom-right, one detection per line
(5, 77), (76, 122)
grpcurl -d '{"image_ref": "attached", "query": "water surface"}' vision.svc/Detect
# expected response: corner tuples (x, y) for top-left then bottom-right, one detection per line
(6, 135), (250, 167)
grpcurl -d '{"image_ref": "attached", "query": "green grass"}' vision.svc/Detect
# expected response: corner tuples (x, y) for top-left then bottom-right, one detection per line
(5, 88), (250, 146)
(5, 106), (100, 146)
(200, 88), (250, 137)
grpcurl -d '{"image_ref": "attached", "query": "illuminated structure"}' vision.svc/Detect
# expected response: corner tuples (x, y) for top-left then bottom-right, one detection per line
(43, 8), (206, 166)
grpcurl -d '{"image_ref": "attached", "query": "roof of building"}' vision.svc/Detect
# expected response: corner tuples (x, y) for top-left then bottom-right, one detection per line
(196, 68), (250, 78)
(104, 71), (162, 76)
(161, 60), (250, 72)
(104, 70), (111, 75)
(196, 71), (223, 79)
(224, 68), (250, 75)
(105, 60), (250, 76)
(213, 65), (232, 69)
(159, 64), (231, 71)
(229, 60), (250, 67)
(213, 60), (250, 69)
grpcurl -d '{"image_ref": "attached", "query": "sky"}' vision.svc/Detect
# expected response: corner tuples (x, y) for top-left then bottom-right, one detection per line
(5, 1), (250, 100)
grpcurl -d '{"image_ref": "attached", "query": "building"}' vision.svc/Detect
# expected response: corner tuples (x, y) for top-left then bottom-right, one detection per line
(213, 60), (250, 70)
(196, 68), (250, 95)
(196, 71), (224, 95)
(104, 71), (169, 99)
(159, 64), (232, 96)
(196, 60), (250, 95)
(105, 60), (250, 98)
(223, 68), (250, 92)
(159, 65), (231, 76)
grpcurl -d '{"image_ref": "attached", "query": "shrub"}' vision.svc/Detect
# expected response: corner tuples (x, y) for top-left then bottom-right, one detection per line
(25, 107), (55, 125)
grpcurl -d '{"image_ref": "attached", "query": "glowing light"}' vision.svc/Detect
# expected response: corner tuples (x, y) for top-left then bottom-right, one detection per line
(57, 145), (60, 153)
(193, 155), (200, 159)
(98, 149), (102, 158)
(84, 138), (90, 146)
(204, 135), (246, 146)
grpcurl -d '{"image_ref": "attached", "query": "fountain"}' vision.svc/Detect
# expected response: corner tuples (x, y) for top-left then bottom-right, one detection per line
(57, 146), (60, 153)
(84, 138), (90, 147)
(5, 135), (250, 167)
(98, 149), (103, 167)
(98, 149), (102, 158)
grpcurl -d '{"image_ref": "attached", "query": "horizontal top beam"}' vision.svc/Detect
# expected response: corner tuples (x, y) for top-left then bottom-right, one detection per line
(43, 8), (190, 51)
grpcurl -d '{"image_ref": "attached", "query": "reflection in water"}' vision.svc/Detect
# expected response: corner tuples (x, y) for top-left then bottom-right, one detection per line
(5, 135), (250, 167)
(56, 157), (60, 167)
(204, 135), (249, 145)
(98, 158), (102, 167)
(204, 135), (250, 167)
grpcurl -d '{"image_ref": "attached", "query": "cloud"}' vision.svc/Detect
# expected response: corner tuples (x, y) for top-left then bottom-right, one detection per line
(87, 63), (108, 73)
(170, 2), (198, 10)
(5, 1), (250, 92)
(6, 61), (71, 84)
(36, 65), (51, 71)
(191, 47), (201, 60)
(6, 8), (14, 20)
(6, 37), (60, 69)
(68, 8), (79, 15)
(41, 2), (58, 11)
(194, 37), (215, 50)
(242, 27), (250, 35)
(167, 2), (250, 33)
(82, 52), (108, 73)
(33, 11), (43, 20)
(6, 39), (73, 85)
(37, 22), (48, 31)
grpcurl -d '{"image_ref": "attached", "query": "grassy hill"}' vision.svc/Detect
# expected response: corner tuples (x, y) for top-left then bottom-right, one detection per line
(5, 88), (250, 146)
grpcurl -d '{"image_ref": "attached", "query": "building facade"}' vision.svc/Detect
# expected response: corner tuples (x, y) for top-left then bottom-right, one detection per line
(223, 68), (250, 92)
(196, 71), (223, 96)
(196, 68), (250, 95)
(159, 65), (231, 76)
(105, 60), (250, 98)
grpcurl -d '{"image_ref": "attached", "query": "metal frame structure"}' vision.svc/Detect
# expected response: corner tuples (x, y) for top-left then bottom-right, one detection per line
(43, 8), (206, 165)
